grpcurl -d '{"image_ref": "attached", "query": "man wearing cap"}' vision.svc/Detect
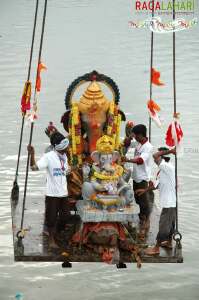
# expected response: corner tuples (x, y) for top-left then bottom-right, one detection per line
(28, 132), (70, 249)
(123, 124), (153, 239)
(136, 147), (176, 255)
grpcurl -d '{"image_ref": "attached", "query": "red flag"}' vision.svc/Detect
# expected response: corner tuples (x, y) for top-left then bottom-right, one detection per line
(147, 99), (162, 127)
(166, 119), (183, 149)
(21, 81), (31, 113)
(151, 68), (164, 86)
(36, 62), (47, 92)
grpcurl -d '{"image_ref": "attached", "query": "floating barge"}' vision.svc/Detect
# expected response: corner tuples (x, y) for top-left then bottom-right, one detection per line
(12, 195), (183, 264)
(11, 71), (183, 267)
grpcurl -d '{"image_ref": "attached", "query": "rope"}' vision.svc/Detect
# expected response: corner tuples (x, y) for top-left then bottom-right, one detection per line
(148, 7), (155, 143)
(19, 0), (48, 233)
(27, 0), (40, 81)
(12, 0), (39, 198)
(172, 0), (182, 246)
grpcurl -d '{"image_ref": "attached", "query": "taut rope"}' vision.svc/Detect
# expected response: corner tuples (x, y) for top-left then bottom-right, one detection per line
(11, 0), (39, 204)
(148, 6), (155, 143)
(19, 0), (48, 234)
(172, 0), (182, 249)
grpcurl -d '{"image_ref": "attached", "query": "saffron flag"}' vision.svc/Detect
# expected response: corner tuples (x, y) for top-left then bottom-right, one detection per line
(35, 62), (47, 92)
(165, 118), (183, 152)
(151, 68), (164, 86)
(21, 81), (31, 114)
(147, 99), (162, 127)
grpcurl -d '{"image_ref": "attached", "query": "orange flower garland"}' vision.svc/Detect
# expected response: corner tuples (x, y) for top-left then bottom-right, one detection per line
(69, 102), (83, 166)
(106, 101), (121, 150)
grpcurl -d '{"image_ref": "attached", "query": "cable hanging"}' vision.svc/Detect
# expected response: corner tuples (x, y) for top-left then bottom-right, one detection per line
(172, 0), (182, 251)
(17, 0), (48, 241)
(11, 0), (39, 204)
(149, 6), (155, 143)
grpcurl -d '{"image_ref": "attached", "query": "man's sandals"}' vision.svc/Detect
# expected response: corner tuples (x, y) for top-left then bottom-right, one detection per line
(144, 241), (173, 256)
(160, 240), (173, 249)
(144, 246), (160, 255)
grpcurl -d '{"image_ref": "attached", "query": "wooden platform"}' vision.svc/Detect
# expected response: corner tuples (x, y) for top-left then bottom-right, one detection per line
(11, 196), (183, 264)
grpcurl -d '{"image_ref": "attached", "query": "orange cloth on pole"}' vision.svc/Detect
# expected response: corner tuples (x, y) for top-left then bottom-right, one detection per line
(151, 68), (164, 86)
(36, 62), (47, 92)
(147, 99), (162, 127)
(147, 99), (160, 116)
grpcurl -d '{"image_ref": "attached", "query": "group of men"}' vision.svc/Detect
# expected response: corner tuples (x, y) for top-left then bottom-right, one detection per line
(28, 123), (177, 255)
(122, 123), (177, 255)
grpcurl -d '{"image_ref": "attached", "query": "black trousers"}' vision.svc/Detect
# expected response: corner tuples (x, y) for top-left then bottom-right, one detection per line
(156, 207), (176, 243)
(133, 180), (153, 221)
(45, 196), (70, 232)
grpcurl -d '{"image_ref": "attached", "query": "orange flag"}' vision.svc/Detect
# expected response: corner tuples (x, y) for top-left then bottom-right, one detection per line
(36, 62), (47, 92)
(151, 68), (164, 86)
(147, 99), (162, 127)
(148, 99), (160, 114)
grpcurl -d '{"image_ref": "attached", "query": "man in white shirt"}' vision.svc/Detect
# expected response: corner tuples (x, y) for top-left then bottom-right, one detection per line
(123, 124), (153, 240)
(136, 147), (176, 255)
(28, 132), (70, 249)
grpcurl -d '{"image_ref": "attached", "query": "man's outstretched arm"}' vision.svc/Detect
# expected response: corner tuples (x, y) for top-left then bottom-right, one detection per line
(153, 147), (176, 160)
(122, 156), (144, 165)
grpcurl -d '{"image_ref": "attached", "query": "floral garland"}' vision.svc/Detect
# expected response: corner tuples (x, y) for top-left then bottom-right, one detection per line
(68, 100), (122, 166)
(68, 102), (83, 166)
(115, 113), (121, 150)
(106, 101), (121, 150)
(106, 101), (115, 135)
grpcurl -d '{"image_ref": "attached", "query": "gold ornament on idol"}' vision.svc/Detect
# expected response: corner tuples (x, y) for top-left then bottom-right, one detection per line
(93, 165), (123, 181)
(96, 135), (115, 154)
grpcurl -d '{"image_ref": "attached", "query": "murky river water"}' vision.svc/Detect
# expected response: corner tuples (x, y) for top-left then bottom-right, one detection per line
(0, 0), (199, 299)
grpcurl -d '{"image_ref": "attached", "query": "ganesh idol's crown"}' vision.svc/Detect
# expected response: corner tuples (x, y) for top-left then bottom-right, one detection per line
(96, 135), (115, 154)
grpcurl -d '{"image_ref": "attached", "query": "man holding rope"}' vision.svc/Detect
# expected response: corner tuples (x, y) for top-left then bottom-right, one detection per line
(28, 132), (71, 249)
(136, 147), (176, 255)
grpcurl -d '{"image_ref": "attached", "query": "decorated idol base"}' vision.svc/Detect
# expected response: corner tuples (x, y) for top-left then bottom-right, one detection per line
(76, 200), (139, 223)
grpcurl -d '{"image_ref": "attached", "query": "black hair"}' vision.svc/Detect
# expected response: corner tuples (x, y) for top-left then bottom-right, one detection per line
(50, 132), (65, 147)
(158, 147), (171, 162)
(132, 124), (147, 137)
